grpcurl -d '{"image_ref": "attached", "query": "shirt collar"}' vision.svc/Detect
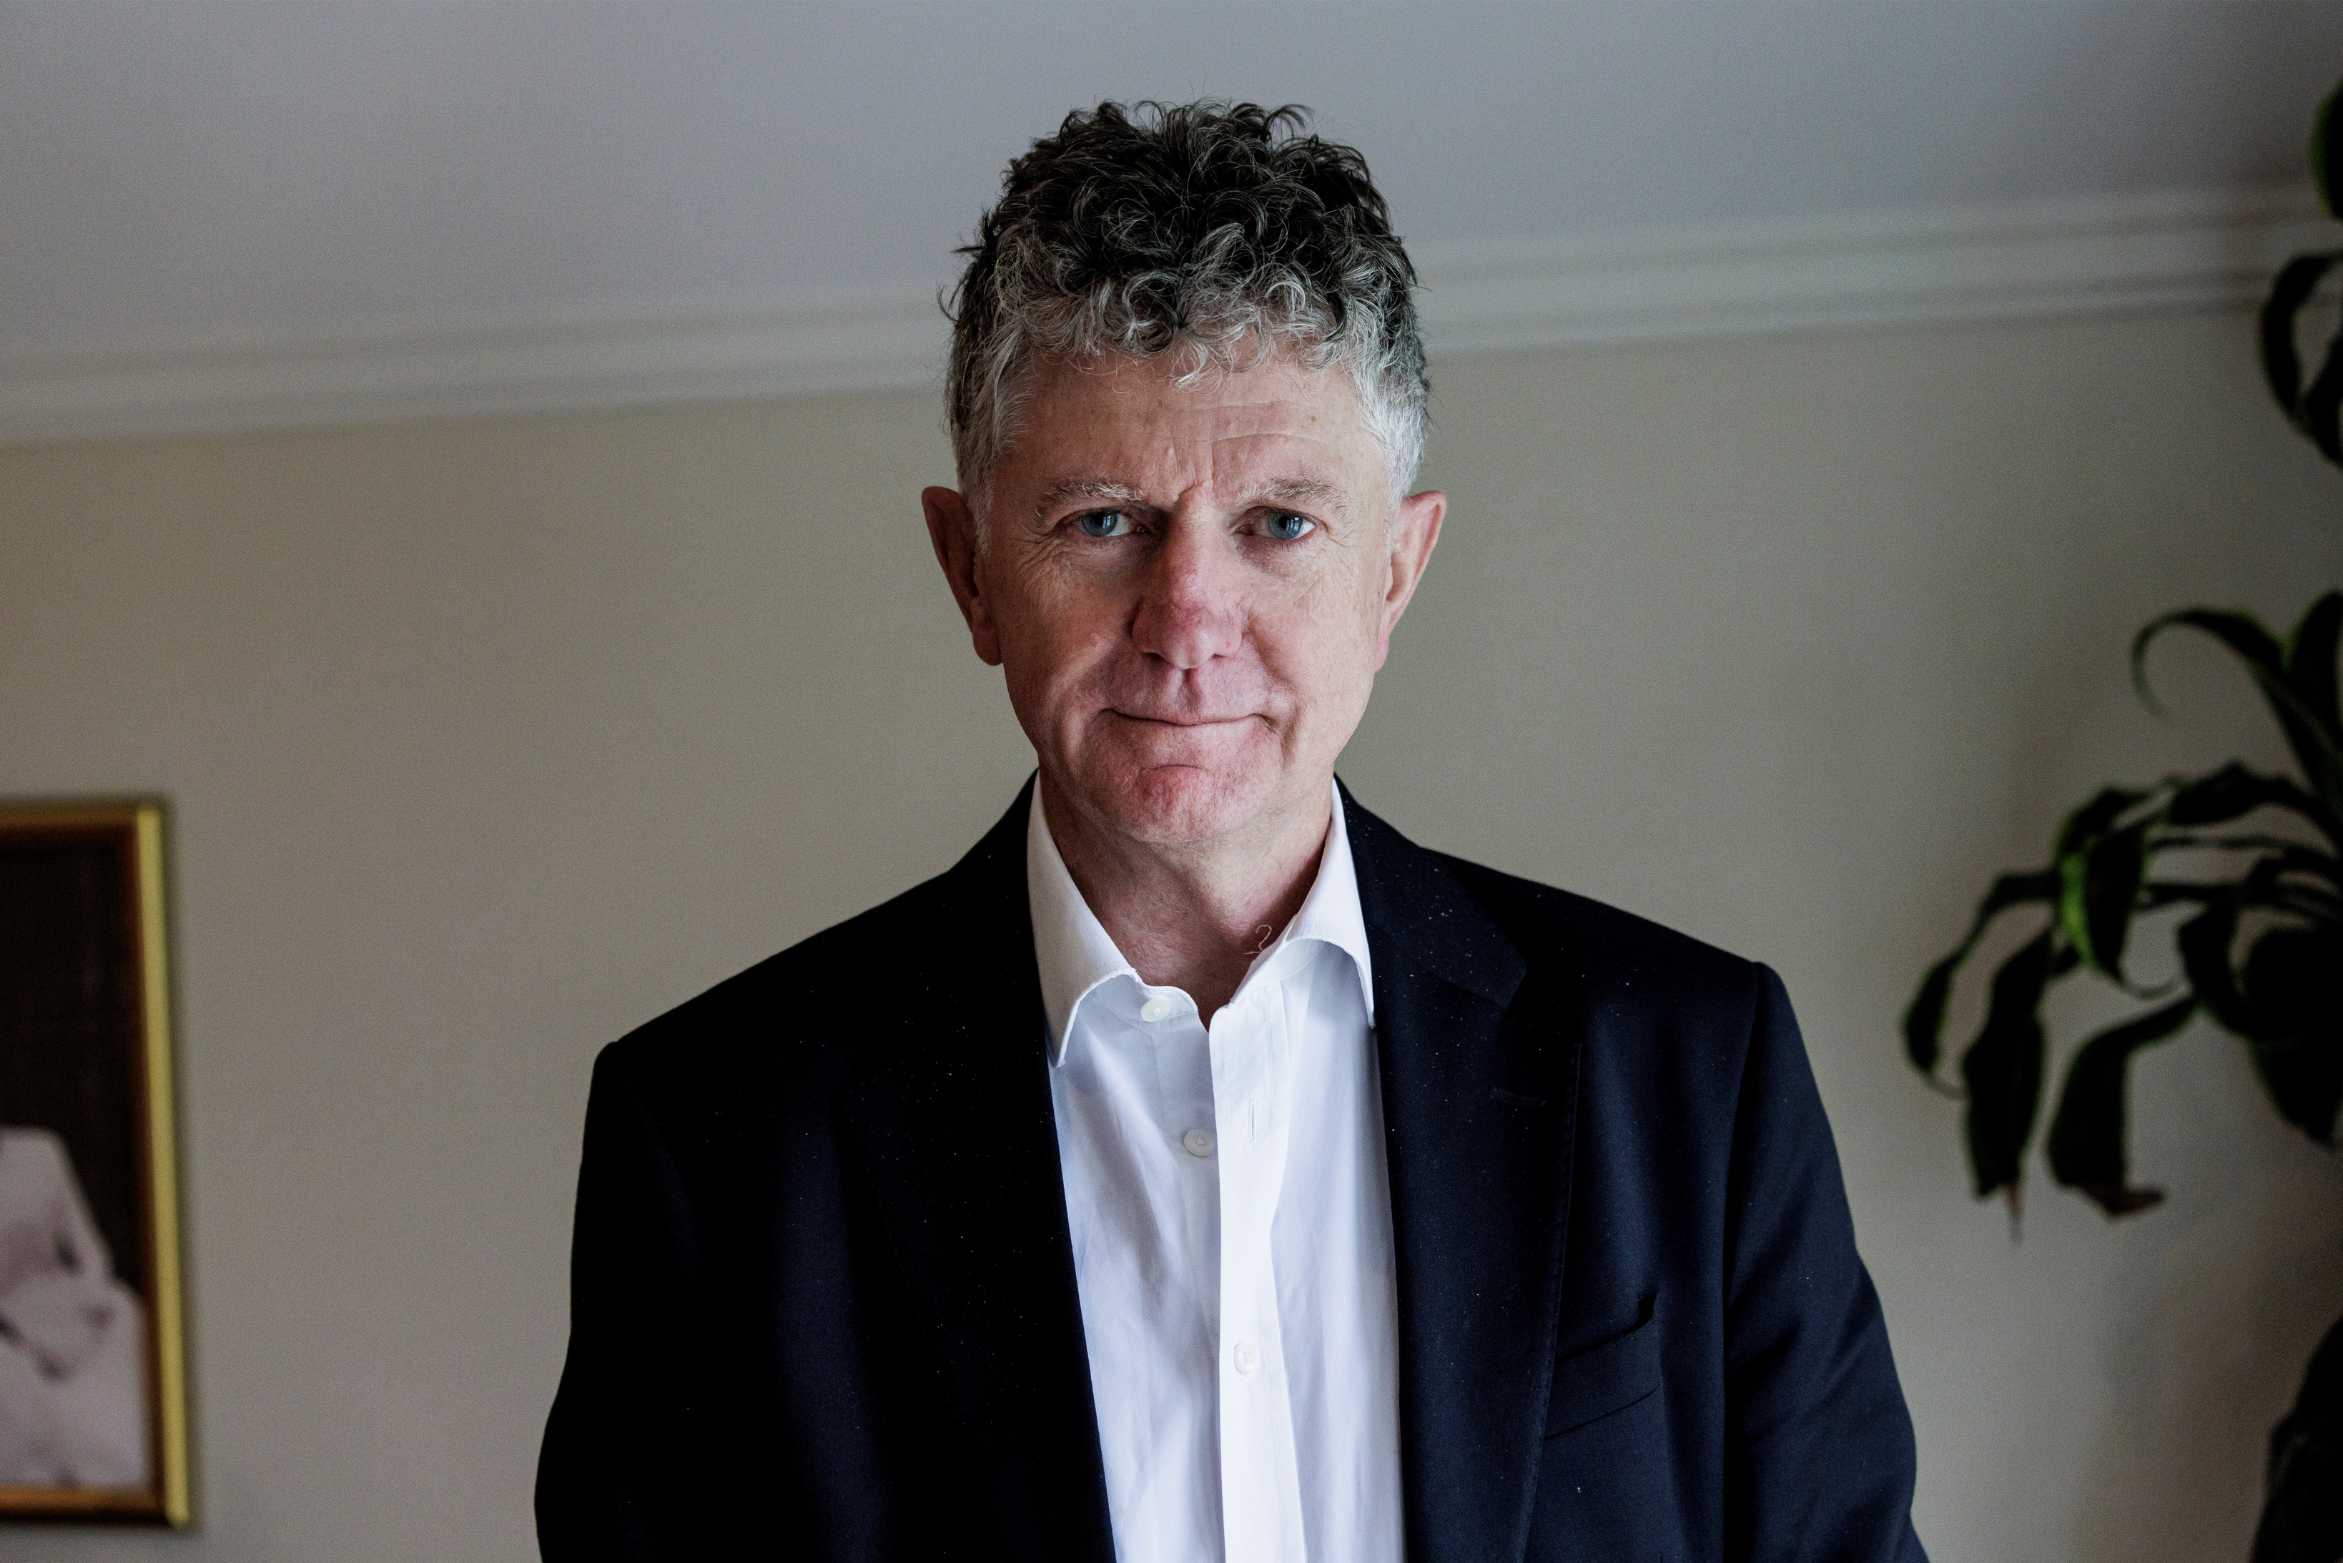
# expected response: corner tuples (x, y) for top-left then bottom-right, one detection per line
(1026, 773), (1376, 1067)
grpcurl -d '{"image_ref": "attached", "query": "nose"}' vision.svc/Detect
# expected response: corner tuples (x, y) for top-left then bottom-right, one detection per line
(1128, 516), (1244, 670)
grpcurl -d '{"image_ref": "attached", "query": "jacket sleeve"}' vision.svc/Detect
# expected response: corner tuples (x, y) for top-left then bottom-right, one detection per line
(1721, 961), (1930, 1562)
(535, 1040), (712, 1561)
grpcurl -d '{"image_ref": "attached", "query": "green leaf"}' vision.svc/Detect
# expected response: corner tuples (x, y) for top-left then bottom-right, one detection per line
(2058, 818), (2150, 980)
(2267, 847), (2343, 904)
(1903, 869), (2057, 1080)
(2283, 590), (2343, 750)
(2150, 835), (2343, 899)
(1957, 925), (2079, 1208)
(2133, 607), (2285, 714)
(2133, 606), (2343, 830)
(2237, 923), (2343, 1144)
(2177, 895), (2258, 1038)
(2174, 857), (2343, 1143)
(2146, 871), (2342, 925)
(2164, 761), (2337, 839)
(2043, 995), (2198, 1216)
(2298, 316), (2343, 467)
(2050, 782), (2161, 982)
(2259, 252), (2342, 415)
(2052, 783), (2157, 859)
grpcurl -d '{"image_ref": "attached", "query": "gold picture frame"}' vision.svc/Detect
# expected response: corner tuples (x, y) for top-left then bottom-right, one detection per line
(0, 800), (192, 1525)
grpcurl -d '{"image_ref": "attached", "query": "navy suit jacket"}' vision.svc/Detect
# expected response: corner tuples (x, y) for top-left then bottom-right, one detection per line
(536, 771), (1929, 1561)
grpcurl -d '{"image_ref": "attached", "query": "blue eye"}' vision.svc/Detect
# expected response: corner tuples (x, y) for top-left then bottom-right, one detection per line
(1074, 509), (1134, 539)
(1066, 508), (1316, 543)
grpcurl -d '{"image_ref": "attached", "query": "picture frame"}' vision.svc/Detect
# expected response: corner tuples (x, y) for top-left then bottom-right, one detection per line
(0, 800), (192, 1525)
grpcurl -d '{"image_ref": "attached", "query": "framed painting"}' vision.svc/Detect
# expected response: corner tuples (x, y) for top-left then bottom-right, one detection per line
(0, 800), (191, 1525)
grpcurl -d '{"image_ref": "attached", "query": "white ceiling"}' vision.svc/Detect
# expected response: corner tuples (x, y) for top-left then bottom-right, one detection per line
(4, 1), (2341, 436)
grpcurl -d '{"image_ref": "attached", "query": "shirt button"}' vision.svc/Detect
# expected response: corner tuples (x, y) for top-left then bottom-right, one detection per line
(1232, 1340), (1257, 1375)
(1181, 1127), (1215, 1158)
(1138, 995), (1177, 1023)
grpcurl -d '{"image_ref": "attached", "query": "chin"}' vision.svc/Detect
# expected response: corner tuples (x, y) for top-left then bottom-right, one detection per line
(1082, 750), (1271, 846)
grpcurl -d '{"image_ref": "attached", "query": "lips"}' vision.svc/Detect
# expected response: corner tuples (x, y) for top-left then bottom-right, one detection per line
(1118, 711), (1246, 727)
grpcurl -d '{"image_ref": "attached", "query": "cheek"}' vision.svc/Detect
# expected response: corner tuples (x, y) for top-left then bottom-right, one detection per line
(1004, 604), (1114, 704)
(1275, 609), (1377, 705)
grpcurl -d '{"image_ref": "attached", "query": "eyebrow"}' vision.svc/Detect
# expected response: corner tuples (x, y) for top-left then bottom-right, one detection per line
(1030, 474), (1350, 526)
(1032, 477), (1146, 526)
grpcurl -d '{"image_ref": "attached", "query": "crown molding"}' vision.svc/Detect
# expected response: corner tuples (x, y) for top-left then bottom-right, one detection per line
(2, 186), (2332, 447)
(1417, 186), (2335, 352)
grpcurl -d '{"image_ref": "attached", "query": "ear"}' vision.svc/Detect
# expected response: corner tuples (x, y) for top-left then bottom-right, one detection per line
(923, 485), (1003, 666)
(1372, 488), (1446, 670)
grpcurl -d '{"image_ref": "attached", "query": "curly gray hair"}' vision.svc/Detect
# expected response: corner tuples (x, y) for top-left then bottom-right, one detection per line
(940, 98), (1430, 555)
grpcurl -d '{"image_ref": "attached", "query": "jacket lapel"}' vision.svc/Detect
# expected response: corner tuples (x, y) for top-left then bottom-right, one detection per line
(1338, 773), (1581, 1563)
(835, 770), (1119, 1557)
(836, 770), (1581, 1563)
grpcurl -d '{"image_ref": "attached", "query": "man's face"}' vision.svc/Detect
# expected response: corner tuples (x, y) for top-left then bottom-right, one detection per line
(924, 345), (1444, 851)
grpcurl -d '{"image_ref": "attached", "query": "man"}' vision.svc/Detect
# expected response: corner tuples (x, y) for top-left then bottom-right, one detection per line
(536, 98), (1928, 1562)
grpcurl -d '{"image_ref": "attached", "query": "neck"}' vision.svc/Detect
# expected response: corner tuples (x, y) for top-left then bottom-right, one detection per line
(1039, 767), (1332, 1023)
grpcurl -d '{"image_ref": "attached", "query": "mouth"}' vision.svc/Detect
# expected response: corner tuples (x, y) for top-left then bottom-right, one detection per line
(1116, 711), (1248, 727)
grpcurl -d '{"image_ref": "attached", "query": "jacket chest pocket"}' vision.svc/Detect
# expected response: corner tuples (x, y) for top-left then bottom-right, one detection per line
(1542, 1307), (1661, 1438)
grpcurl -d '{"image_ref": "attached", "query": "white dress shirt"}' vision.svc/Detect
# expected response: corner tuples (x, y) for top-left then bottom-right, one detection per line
(1027, 775), (1406, 1563)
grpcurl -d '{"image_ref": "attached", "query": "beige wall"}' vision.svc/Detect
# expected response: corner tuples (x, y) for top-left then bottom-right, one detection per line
(3, 308), (2338, 1561)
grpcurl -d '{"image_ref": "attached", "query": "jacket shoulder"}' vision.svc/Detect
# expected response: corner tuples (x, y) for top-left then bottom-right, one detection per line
(1427, 851), (1782, 1161)
(595, 864), (959, 1099)
(1433, 848), (1765, 1027)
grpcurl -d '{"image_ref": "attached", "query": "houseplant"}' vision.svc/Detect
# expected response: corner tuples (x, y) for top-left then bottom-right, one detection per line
(1901, 79), (2343, 1563)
